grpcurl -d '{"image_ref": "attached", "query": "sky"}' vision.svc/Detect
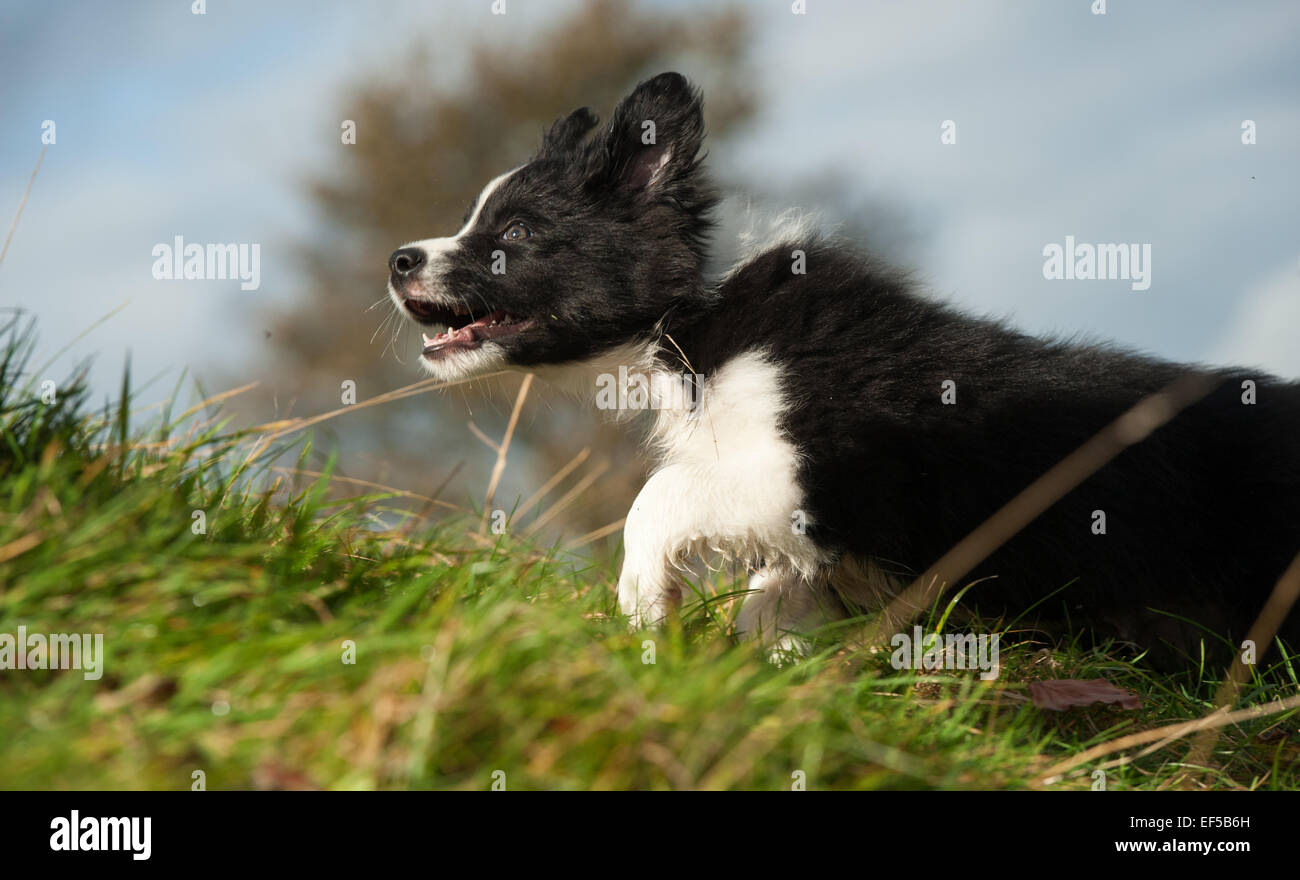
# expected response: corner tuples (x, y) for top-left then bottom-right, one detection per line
(1, 0), (1297, 416)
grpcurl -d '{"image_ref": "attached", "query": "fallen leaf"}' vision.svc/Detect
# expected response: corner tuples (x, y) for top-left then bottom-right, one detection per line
(1028, 678), (1141, 711)
(253, 761), (323, 791)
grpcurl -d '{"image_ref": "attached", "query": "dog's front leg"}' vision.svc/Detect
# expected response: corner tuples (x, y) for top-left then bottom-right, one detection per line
(735, 564), (845, 659)
(617, 466), (695, 627)
(617, 459), (818, 629)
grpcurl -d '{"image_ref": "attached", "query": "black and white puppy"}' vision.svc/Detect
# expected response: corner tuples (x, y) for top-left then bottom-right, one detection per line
(388, 72), (1300, 668)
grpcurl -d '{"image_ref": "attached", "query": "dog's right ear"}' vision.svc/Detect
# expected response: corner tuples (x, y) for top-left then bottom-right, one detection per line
(540, 107), (600, 156)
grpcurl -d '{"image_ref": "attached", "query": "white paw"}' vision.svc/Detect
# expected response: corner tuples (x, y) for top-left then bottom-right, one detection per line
(617, 562), (678, 629)
(735, 566), (842, 663)
(765, 634), (813, 666)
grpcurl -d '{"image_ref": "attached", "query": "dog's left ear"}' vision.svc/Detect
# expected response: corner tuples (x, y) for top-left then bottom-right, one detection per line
(599, 72), (705, 196)
(540, 107), (600, 156)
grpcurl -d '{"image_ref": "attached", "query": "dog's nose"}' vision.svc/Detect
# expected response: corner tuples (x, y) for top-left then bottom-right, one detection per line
(389, 247), (426, 277)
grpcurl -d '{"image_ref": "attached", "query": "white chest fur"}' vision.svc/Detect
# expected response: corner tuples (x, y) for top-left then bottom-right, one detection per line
(617, 349), (825, 624)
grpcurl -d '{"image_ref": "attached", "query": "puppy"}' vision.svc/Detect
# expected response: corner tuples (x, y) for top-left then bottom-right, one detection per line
(388, 72), (1300, 668)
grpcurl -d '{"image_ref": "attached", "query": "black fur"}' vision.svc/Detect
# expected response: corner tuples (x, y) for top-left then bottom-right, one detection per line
(390, 72), (1300, 668)
(667, 244), (1300, 665)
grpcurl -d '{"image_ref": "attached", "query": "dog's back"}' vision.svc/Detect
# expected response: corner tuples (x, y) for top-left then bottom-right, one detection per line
(667, 237), (1300, 664)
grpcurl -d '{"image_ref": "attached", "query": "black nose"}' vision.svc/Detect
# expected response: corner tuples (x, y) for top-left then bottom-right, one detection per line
(389, 247), (426, 277)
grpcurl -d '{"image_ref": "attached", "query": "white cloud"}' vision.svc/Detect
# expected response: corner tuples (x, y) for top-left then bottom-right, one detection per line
(1209, 263), (1300, 379)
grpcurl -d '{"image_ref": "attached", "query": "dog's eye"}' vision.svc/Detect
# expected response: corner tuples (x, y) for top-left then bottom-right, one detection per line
(502, 221), (532, 242)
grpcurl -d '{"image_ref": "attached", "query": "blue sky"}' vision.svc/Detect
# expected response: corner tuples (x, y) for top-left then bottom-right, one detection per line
(2, 0), (1297, 411)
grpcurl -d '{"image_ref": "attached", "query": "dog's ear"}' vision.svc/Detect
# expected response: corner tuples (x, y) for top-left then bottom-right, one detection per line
(540, 107), (599, 156)
(598, 72), (705, 195)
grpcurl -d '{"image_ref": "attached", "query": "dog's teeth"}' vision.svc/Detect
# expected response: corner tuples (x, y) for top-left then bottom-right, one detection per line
(422, 332), (435, 346)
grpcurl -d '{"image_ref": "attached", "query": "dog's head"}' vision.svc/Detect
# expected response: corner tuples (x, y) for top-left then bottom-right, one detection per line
(387, 72), (715, 381)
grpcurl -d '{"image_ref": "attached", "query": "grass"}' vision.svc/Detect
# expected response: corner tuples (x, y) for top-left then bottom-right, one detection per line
(0, 315), (1297, 791)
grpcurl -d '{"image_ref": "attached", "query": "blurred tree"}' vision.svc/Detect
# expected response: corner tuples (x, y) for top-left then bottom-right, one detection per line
(250, 0), (757, 549)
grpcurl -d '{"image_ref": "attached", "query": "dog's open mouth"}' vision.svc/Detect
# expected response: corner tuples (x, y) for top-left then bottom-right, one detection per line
(405, 299), (532, 358)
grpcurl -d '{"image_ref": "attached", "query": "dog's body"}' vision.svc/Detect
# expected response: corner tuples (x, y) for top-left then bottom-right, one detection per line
(388, 73), (1300, 668)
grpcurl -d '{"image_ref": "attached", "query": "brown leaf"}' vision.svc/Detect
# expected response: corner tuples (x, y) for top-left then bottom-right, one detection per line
(1028, 678), (1142, 711)
(253, 761), (323, 791)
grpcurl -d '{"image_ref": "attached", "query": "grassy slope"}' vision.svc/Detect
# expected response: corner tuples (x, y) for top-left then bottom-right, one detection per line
(1, 330), (1297, 791)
